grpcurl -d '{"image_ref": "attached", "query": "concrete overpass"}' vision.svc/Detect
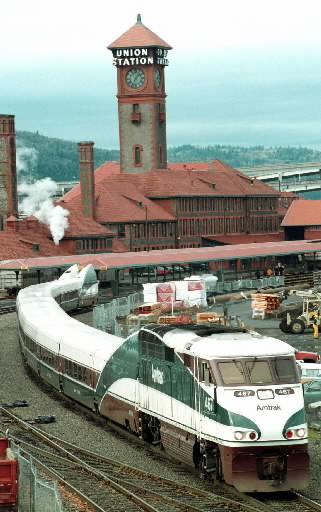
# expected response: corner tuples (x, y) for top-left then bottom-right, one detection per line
(239, 161), (321, 194)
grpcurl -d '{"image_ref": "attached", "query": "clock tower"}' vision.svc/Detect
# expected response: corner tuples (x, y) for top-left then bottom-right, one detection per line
(108, 15), (172, 174)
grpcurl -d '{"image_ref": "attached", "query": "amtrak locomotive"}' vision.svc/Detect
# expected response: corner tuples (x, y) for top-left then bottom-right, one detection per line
(16, 265), (309, 492)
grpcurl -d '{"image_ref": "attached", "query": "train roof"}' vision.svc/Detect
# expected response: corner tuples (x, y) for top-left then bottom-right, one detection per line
(143, 324), (294, 359)
(16, 276), (123, 371)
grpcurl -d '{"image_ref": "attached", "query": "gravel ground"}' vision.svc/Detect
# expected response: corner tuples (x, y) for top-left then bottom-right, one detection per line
(1, 311), (321, 503)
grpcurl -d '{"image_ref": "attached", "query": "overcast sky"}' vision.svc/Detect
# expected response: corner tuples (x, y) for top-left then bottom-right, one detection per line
(3, 0), (321, 149)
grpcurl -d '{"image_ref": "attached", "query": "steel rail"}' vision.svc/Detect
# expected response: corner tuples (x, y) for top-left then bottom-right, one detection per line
(0, 407), (264, 512)
(0, 408), (161, 512)
(251, 491), (321, 512)
(0, 305), (16, 314)
(14, 430), (321, 512)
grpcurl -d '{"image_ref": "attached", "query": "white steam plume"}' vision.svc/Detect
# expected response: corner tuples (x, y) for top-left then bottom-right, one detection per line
(16, 147), (38, 178)
(18, 178), (70, 245)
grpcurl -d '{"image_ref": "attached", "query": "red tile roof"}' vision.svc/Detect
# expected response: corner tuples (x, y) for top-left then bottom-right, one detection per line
(63, 161), (120, 201)
(61, 160), (279, 224)
(0, 211), (115, 261)
(281, 199), (321, 227)
(56, 203), (115, 236)
(0, 228), (69, 260)
(108, 17), (172, 49)
(64, 178), (175, 223)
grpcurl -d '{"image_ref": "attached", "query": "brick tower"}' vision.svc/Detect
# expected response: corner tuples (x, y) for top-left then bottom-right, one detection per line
(108, 14), (172, 174)
(0, 115), (18, 228)
(78, 141), (95, 219)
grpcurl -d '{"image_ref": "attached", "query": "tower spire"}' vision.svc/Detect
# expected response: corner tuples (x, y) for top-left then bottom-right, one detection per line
(136, 13), (142, 24)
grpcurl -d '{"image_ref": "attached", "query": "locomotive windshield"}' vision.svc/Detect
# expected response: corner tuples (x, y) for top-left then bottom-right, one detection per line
(216, 357), (298, 386)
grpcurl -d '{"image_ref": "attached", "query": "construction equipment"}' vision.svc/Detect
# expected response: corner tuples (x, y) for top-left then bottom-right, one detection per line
(279, 290), (321, 334)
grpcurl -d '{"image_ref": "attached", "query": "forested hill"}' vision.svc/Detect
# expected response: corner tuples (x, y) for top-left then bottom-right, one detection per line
(16, 130), (321, 182)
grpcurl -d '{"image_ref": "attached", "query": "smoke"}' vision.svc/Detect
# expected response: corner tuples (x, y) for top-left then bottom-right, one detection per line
(16, 147), (38, 180)
(18, 178), (70, 245)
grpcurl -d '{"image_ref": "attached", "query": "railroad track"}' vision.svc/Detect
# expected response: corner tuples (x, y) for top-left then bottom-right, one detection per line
(253, 492), (321, 512)
(0, 407), (273, 512)
(0, 304), (16, 314)
(5, 368), (321, 512)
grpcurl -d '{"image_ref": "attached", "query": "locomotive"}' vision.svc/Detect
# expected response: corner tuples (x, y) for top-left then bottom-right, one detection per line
(16, 265), (309, 492)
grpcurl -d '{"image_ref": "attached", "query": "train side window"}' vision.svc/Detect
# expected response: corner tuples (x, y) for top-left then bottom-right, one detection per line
(200, 361), (213, 384)
(165, 346), (174, 363)
(139, 330), (163, 359)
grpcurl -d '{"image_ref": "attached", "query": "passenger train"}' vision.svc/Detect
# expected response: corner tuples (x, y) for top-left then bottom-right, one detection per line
(16, 265), (309, 492)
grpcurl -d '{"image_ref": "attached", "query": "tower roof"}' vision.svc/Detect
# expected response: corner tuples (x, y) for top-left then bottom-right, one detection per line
(108, 14), (172, 50)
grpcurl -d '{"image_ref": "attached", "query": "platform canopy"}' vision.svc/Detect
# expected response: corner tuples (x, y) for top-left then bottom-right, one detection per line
(0, 239), (321, 271)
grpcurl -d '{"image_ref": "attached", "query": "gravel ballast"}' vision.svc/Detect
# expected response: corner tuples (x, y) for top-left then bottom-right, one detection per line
(1, 311), (321, 501)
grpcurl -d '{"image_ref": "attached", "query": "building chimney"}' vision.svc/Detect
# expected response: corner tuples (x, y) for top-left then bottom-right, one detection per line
(0, 115), (18, 226)
(6, 215), (19, 231)
(78, 141), (95, 219)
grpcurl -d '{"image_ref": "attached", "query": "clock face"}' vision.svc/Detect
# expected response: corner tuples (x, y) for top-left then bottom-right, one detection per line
(154, 69), (161, 88)
(126, 68), (145, 89)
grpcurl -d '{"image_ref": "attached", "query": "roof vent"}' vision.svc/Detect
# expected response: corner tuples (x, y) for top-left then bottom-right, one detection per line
(185, 342), (192, 351)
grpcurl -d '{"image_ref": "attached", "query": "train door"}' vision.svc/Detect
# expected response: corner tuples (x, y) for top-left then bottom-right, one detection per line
(137, 358), (152, 411)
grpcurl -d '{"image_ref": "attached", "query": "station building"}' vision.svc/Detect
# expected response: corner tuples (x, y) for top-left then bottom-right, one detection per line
(0, 15), (306, 262)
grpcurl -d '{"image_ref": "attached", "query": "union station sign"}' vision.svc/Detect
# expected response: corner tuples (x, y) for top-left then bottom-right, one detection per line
(112, 47), (169, 67)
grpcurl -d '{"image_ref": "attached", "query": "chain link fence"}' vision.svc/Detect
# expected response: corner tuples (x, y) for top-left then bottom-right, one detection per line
(11, 442), (64, 512)
(93, 278), (286, 335)
(93, 291), (144, 336)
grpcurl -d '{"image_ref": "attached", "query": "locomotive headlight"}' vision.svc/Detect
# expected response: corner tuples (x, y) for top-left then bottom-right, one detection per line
(295, 428), (306, 438)
(284, 428), (306, 439)
(234, 430), (258, 441)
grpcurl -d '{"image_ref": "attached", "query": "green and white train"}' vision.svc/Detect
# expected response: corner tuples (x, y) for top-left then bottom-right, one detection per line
(16, 265), (309, 492)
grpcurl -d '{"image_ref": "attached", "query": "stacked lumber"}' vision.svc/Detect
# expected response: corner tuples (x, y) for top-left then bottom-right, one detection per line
(251, 293), (280, 314)
(196, 312), (224, 324)
(158, 314), (193, 324)
(136, 302), (161, 315)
